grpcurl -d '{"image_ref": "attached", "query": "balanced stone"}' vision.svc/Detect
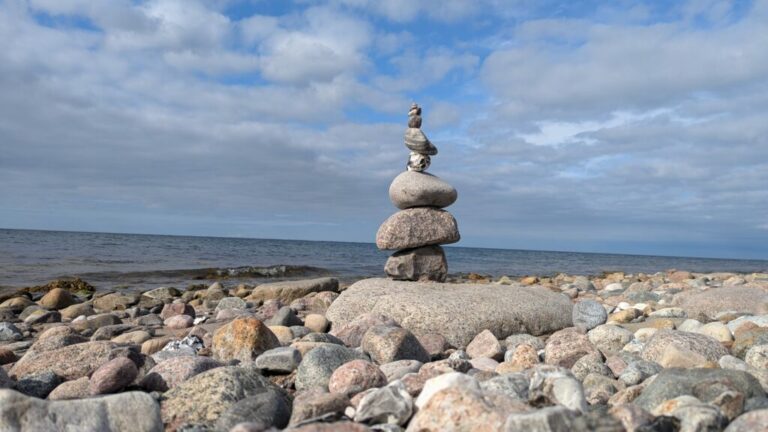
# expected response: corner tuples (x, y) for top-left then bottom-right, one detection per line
(389, 171), (457, 209)
(405, 128), (437, 155)
(384, 245), (447, 282)
(376, 208), (459, 250)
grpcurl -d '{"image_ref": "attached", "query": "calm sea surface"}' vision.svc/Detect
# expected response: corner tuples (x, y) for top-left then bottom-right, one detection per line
(1, 229), (767, 291)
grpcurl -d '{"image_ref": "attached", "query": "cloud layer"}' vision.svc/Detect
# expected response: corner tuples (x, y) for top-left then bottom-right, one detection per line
(1, 0), (766, 259)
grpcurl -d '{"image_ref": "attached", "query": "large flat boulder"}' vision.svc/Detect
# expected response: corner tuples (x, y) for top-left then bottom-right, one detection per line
(677, 286), (768, 321)
(247, 278), (339, 303)
(326, 278), (573, 348)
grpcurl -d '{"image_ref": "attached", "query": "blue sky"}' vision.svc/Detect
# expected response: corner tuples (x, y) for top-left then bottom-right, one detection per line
(1, 0), (767, 259)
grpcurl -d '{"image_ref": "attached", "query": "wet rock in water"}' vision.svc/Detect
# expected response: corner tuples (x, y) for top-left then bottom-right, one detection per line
(15, 371), (62, 398)
(295, 343), (368, 391)
(0, 389), (162, 432)
(326, 279), (573, 348)
(213, 388), (292, 431)
(634, 368), (765, 411)
(354, 380), (413, 426)
(388, 171), (457, 210)
(141, 356), (222, 392)
(361, 325), (430, 364)
(89, 356), (138, 395)
(588, 324), (635, 354)
(680, 287), (768, 321)
(385, 245), (448, 282)
(38, 288), (77, 310)
(641, 329), (728, 364)
(289, 389), (350, 425)
(255, 346), (302, 374)
(330, 313), (399, 348)
(544, 327), (600, 368)
(504, 406), (577, 432)
(48, 376), (90, 400)
(160, 366), (285, 430)
(0, 322), (23, 342)
(329, 359), (387, 397)
(212, 317), (280, 363)
(247, 277), (339, 304)
(375, 208), (459, 250)
(10, 341), (116, 380)
(572, 300), (608, 330)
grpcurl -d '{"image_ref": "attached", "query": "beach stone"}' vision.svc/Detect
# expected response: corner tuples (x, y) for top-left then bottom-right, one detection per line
(213, 388), (291, 432)
(269, 325), (294, 345)
(503, 406), (577, 432)
(15, 371), (62, 398)
(88, 356), (138, 395)
(295, 343), (367, 391)
(212, 317), (280, 363)
(304, 314), (329, 333)
(415, 372), (480, 408)
(732, 328), (768, 358)
(24, 309), (61, 324)
(266, 306), (303, 327)
(0, 368), (11, 389)
(404, 126), (437, 155)
(0, 347), (17, 365)
(94, 293), (136, 311)
(642, 330), (728, 364)
(408, 384), (528, 431)
(571, 352), (612, 381)
(745, 345), (768, 369)
(680, 287), (768, 321)
(504, 333), (545, 352)
(362, 325), (430, 364)
(330, 313), (399, 348)
(544, 327), (600, 368)
(329, 359), (386, 396)
(0, 389), (162, 431)
(726, 409), (768, 432)
(417, 333), (447, 359)
(634, 368), (765, 411)
(694, 321), (733, 343)
(0, 322), (22, 342)
(588, 324), (635, 354)
(327, 278), (573, 348)
(354, 380), (413, 426)
(573, 300), (608, 330)
(388, 171), (457, 210)
(289, 389), (350, 425)
(247, 278), (339, 304)
(142, 337), (173, 355)
(164, 314), (193, 329)
(91, 323), (138, 341)
(385, 245), (447, 282)
(618, 360), (662, 386)
(500, 344), (540, 372)
(143, 286), (181, 300)
(376, 208), (459, 250)
(214, 296), (246, 312)
(466, 329), (504, 360)
(159, 302), (195, 320)
(10, 341), (116, 380)
(480, 373), (529, 400)
(27, 325), (86, 352)
(141, 356), (222, 392)
(658, 344), (711, 369)
(160, 366), (285, 430)
(380, 360), (423, 382)
(0, 297), (33, 312)
(254, 346), (302, 373)
(48, 376), (90, 400)
(112, 329), (152, 345)
(38, 288), (77, 310)
(71, 312), (122, 331)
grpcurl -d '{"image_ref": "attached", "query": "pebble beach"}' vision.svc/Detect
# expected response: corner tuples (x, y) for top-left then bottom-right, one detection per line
(1, 270), (768, 431)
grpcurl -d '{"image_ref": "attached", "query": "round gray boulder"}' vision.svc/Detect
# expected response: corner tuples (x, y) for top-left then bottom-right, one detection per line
(388, 171), (457, 209)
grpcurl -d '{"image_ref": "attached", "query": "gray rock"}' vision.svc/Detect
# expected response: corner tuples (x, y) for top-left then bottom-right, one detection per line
(641, 329), (728, 363)
(10, 341), (116, 380)
(379, 360), (423, 382)
(91, 324), (138, 341)
(289, 390), (349, 426)
(354, 381), (413, 426)
(255, 347), (302, 373)
(407, 152), (431, 172)
(326, 278), (573, 348)
(375, 208), (459, 250)
(480, 373), (529, 400)
(160, 366), (286, 429)
(0, 368), (12, 389)
(385, 245), (447, 282)
(588, 324), (634, 354)
(668, 402), (727, 432)
(141, 356), (222, 392)
(330, 313), (399, 348)
(726, 409), (768, 431)
(301, 332), (345, 345)
(295, 344), (367, 391)
(404, 127), (437, 155)
(215, 297), (247, 312)
(634, 368), (765, 411)
(572, 300), (607, 330)
(679, 287), (768, 321)
(0, 389), (162, 431)
(388, 171), (457, 210)
(504, 333), (545, 352)
(214, 388), (291, 431)
(266, 306), (303, 327)
(618, 360), (662, 386)
(142, 287), (181, 301)
(361, 325), (430, 364)
(15, 371), (62, 398)
(0, 322), (23, 342)
(571, 353), (612, 381)
(504, 406), (577, 432)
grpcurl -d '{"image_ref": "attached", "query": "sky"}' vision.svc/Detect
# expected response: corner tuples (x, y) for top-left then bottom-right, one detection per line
(1, 0), (767, 260)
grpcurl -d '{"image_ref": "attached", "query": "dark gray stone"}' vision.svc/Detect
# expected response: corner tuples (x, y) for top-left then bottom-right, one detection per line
(214, 388), (291, 431)
(255, 347), (302, 373)
(15, 371), (62, 398)
(295, 344), (367, 391)
(572, 300), (607, 330)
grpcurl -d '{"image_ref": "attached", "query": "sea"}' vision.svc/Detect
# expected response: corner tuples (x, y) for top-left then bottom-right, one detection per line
(1, 228), (767, 292)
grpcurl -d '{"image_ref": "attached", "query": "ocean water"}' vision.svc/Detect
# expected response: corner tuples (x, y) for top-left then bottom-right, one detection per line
(1, 228), (767, 291)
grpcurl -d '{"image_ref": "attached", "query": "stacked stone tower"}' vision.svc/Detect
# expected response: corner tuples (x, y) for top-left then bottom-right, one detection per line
(375, 103), (460, 282)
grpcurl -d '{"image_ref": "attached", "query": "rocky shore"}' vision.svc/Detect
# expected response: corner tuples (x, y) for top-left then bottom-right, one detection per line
(0, 270), (766, 431)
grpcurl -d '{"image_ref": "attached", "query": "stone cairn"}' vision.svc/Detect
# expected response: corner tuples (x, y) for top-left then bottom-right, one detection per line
(375, 103), (460, 282)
